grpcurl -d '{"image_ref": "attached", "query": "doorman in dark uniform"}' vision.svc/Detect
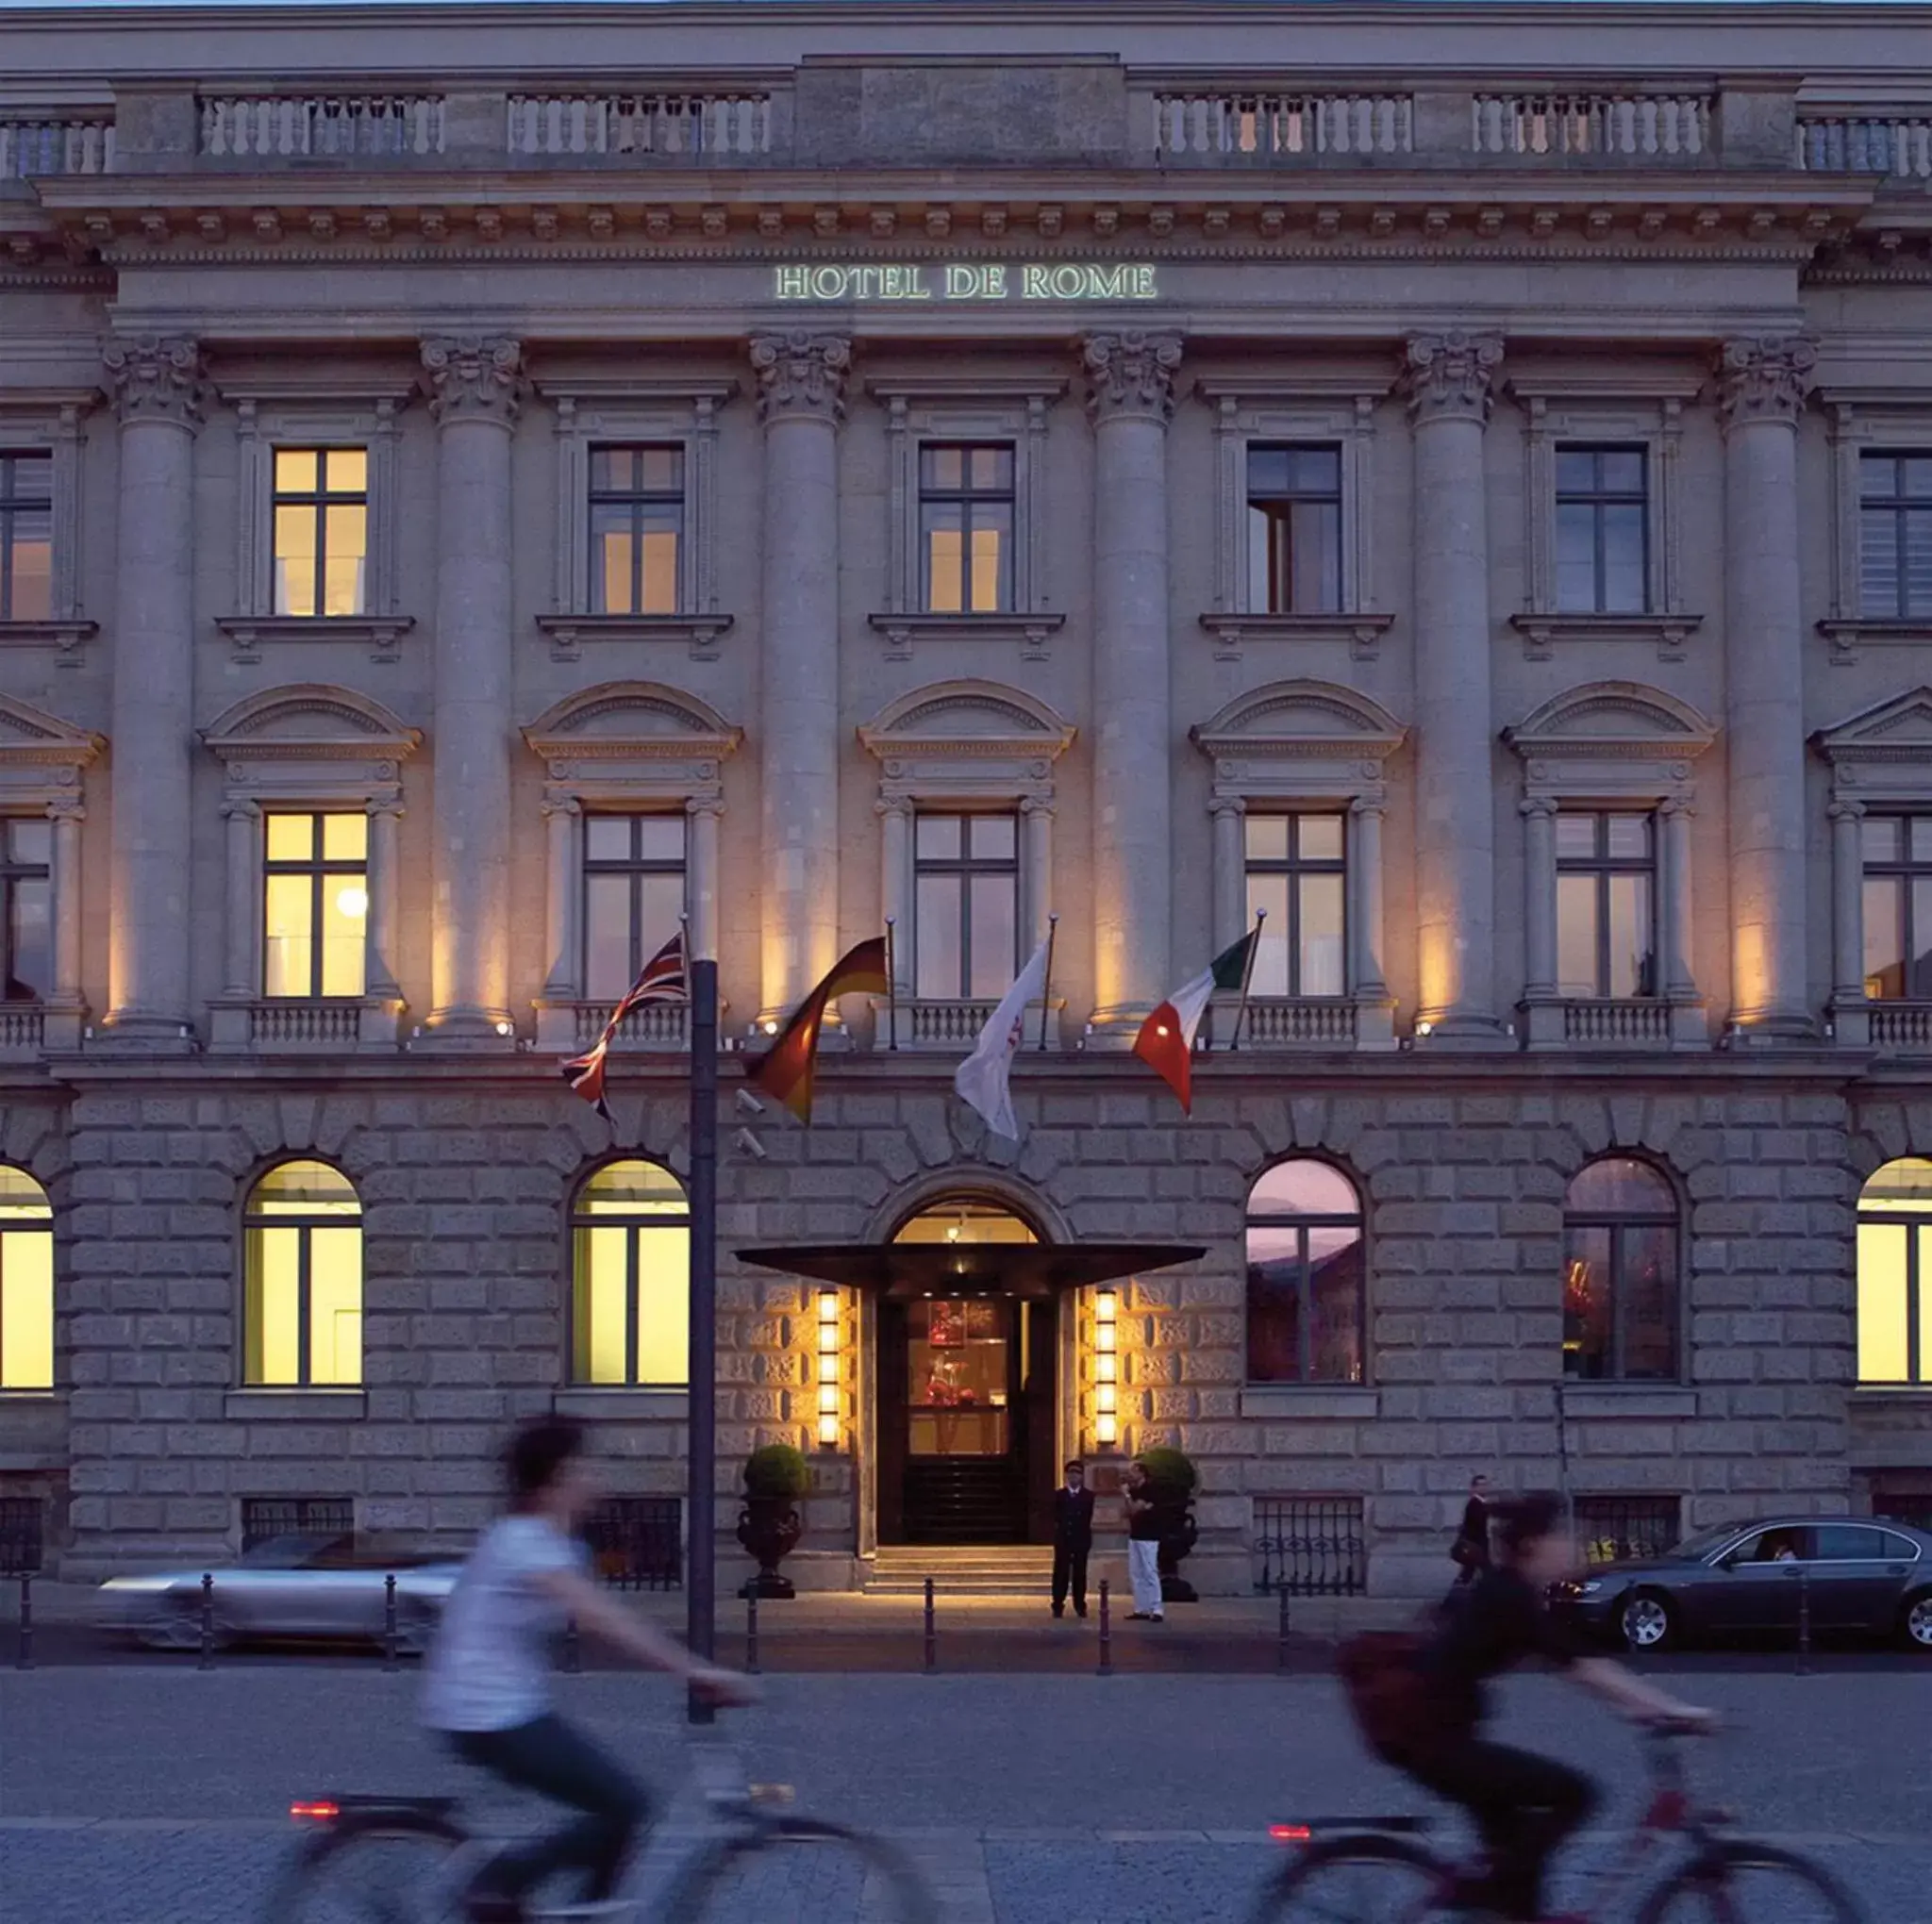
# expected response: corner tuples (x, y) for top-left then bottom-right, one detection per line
(1052, 1459), (1095, 1618)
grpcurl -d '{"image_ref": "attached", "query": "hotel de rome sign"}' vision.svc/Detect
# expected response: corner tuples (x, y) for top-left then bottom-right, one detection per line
(774, 262), (1161, 303)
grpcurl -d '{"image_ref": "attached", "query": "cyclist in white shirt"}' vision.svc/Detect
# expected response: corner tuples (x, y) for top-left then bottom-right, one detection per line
(422, 1416), (751, 1924)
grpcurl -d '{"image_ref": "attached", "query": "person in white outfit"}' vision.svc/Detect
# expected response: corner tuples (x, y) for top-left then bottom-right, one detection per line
(1123, 1458), (1164, 1622)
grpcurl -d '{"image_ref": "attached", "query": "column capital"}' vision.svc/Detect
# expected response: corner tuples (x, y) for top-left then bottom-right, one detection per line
(219, 797), (260, 822)
(1827, 798), (1866, 823)
(749, 331), (852, 425)
(365, 795), (407, 821)
(686, 794), (726, 820)
(540, 790), (582, 820)
(420, 335), (525, 427)
(1401, 331), (1504, 427)
(1209, 795), (1247, 821)
(1715, 336), (1817, 433)
(1348, 795), (1386, 821)
(1082, 331), (1183, 425)
(1019, 794), (1058, 820)
(103, 336), (206, 430)
(874, 794), (914, 820)
(44, 794), (86, 823)
(1519, 795), (1559, 820)
(1658, 795), (1697, 821)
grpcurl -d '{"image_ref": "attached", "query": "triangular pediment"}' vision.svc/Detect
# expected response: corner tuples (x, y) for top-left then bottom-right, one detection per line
(0, 693), (103, 762)
(1506, 681), (1716, 758)
(1191, 679), (1406, 758)
(1815, 688), (1932, 760)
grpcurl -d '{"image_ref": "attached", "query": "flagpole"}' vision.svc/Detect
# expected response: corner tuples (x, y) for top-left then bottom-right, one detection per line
(1037, 913), (1058, 1052)
(1228, 906), (1266, 1053)
(685, 951), (719, 1725)
(884, 917), (898, 1053)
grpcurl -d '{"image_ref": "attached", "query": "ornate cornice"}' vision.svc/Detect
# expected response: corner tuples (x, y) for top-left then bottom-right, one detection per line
(420, 335), (525, 427)
(1401, 330), (1504, 426)
(1083, 330), (1182, 425)
(1714, 335), (1818, 431)
(749, 331), (851, 424)
(102, 335), (205, 430)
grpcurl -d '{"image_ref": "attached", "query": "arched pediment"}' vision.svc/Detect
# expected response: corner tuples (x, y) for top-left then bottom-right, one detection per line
(1506, 681), (1717, 757)
(523, 681), (741, 753)
(0, 693), (104, 765)
(1191, 679), (1407, 758)
(858, 679), (1075, 756)
(201, 684), (421, 757)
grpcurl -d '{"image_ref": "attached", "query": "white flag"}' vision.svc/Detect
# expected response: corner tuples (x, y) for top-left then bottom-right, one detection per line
(952, 937), (1052, 1141)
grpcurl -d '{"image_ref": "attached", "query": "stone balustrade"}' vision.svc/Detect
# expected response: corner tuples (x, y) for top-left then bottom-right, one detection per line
(1797, 111), (1932, 179)
(1470, 91), (1713, 159)
(199, 92), (445, 158)
(0, 1007), (45, 1055)
(1562, 1000), (1674, 1047)
(1232, 998), (1359, 1048)
(505, 91), (774, 158)
(569, 998), (691, 1051)
(248, 1000), (365, 1049)
(0, 113), (114, 177)
(1152, 91), (1413, 160)
(1869, 1003), (1932, 1051)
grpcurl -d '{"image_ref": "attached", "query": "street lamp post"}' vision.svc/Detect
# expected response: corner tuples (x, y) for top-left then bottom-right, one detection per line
(686, 955), (719, 1723)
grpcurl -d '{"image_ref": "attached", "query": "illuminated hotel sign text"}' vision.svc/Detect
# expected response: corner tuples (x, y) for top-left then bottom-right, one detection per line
(774, 263), (1159, 304)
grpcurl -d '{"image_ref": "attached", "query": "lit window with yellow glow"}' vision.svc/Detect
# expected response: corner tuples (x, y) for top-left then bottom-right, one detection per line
(571, 1160), (690, 1386)
(273, 448), (368, 617)
(0, 1166), (53, 1390)
(1857, 1157), (1932, 1385)
(243, 1160), (362, 1387)
(263, 812), (368, 999)
(920, 443), (1013, 613)
(589, 446), (683, 615)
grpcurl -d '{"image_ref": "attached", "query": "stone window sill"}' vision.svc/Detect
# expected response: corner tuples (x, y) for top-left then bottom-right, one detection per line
(536, 612), (733, 663)
(1509, 610), (1703, 662)
(1851, 1386), (1932, 1404)
(225, 1388), (368, 1419)
(215, 614), (414, 663)
(867, 611), (1065, 660)
(1197, 610), (1394, 662)
(1241, 1386), (1379, 1419)
(552, 1387), (689, 1419)
(1818, 618), (1932, 666)
(1559, 1385), (1697, 1418)
(0, 1390), (62, 1404)
(0, 617), (96, 658)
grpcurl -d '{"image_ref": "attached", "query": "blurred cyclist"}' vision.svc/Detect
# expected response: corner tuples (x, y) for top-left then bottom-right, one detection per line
(421, 1415), (753, 1923)
(1349, 1491), (1714, 1923)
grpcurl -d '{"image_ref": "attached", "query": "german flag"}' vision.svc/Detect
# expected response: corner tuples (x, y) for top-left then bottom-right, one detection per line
(745, 937), (890, 1122)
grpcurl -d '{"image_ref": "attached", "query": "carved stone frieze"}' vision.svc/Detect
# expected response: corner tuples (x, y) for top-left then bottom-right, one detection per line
(102, 336), (206, 430)
(1401, 331), (1504, 426)
(420, 335), (525, 427)
(749, 331), (852, 425)
(1082, 331), (1183, 425)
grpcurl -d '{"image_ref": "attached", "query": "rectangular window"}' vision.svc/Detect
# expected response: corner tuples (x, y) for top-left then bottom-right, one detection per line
(581, 815), (686, 1005)
(1246, 443), (1342, 614)
(1859, 452), (1932, 619)
(272, 448), (368, 618)
(0, 453), (53, 622)
(0, 820), (51, 1003)
(913, 813), (1018, 1000)
(1861, 814), (1932, 1001)
(920, 444), (1014, 613)
(1556, 811), (1656, 999)
(1555, 446), (1649, 614)
(262, 812), (368, 1000)
(1857, 1219), (1930, 1385)
(589, 445), (684, 616)
(1244, 813), (1346, 998)
(240, 1495), (354, 1555)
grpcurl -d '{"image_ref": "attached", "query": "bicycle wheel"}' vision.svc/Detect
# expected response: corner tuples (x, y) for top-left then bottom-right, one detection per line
(1637, 1841), (1868, 1924)
(1249, 1833), (1453, 1924)
(263, 1813), (469, 1924)
(663, 1816), (939, 1924)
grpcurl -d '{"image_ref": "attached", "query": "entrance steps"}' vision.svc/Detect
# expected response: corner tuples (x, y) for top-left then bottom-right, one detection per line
(863, 1545), (1056, 1596)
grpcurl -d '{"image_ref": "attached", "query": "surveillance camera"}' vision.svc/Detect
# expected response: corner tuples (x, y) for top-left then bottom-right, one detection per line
(736, 1088), (765, 1117)
(733, 1127), (767, 1162)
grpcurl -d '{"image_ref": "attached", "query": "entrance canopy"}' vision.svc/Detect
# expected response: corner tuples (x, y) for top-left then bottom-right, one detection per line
(736, 1241), (1204, 1301)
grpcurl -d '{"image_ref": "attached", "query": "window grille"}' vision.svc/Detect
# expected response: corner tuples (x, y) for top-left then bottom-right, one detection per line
(1253, 1494), (1366, 1596)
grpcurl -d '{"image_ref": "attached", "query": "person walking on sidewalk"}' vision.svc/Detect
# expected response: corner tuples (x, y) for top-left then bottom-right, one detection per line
(1123, 1458), (1164, 1622)
(1449, 1473), (1492, 1589)
(1051, 1459), (1096, 1618)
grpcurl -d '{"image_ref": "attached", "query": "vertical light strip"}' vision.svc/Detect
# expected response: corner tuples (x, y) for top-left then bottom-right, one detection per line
(815, 1286), (841, 1448)
(1093, 1286), (1119, 1448)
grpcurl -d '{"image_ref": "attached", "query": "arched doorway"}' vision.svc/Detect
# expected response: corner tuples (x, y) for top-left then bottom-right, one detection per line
(878, 1197), (1053, 1546)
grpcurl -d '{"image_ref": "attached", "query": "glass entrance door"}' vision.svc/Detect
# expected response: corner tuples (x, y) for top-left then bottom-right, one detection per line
(907, 1298), (1013, 1458)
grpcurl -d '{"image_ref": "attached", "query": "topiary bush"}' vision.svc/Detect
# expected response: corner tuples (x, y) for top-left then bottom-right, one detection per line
(1138, 1446), (1199, 1501)
(743, 1441), (811, 1502)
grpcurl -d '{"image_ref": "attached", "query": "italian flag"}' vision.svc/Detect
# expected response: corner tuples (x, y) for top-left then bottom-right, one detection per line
(1132, 931), (1259, 1113)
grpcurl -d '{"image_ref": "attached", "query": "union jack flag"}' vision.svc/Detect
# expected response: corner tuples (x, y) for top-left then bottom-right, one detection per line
(561, 927), (690, 1120)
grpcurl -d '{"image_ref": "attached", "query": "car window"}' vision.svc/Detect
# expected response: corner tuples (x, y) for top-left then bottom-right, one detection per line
(303, 1534), (361, 1570)
(1726, 1527), (1810, 1564)
(1673, 1523), (1744, 1561)
(1878, 1531), (1922, 1562)
(1810, 1525), (1887, 1562)
(240, 1534), (329, 1567)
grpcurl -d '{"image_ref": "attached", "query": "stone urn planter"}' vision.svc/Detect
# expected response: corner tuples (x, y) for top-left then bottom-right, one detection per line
(736, 1442), (809, 1600)
(1141, 1445), (1201, 1604)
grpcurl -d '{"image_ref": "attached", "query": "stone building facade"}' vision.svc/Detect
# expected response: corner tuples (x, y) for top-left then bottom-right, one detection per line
(1, 1), (1931, 1593)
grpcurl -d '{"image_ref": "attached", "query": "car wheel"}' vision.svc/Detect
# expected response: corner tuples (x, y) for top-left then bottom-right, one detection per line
(1620, 1589), (1677, 1653)
(1899, 1590), (1932, 1653)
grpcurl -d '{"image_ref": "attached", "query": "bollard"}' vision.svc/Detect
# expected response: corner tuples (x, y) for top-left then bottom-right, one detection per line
(746, 1591), (760, 1676)
(382, 1572), (398, 1672)
(923, 1576), (936, 1675)
(1097, 1578), (1113, 1677)
(1276, 1585), (1291, 1671)
(198, 1572), (214, 1670)
(15, 1574), (31, 1671)
(564, 1615), (581, 1675)
(1796, 1567), (1811, 1676)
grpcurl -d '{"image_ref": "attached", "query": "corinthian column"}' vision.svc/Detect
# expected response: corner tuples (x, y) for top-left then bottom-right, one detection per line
(421, 336), (523, 1041)
(750, 332), (849, 1026)
(1085, 331), (1182, 1037)
(1403, 331), (1507, 1045)
(101, 337), (204, 1047)
(1718, 336), (1817, 1041)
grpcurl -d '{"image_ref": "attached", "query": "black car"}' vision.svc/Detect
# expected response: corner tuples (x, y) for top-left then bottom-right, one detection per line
(1549, 1516), (1932, 1653)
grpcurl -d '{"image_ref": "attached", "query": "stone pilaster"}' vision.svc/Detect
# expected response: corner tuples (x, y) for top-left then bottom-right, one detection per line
(365, 797), (404, 1003)
(1827, 799), (1870, 1047)
(1403, 331), (1507, 1046)
(1084, 330), (1182, 1038)
(100, 336), (204, 1049)
(1209, 798), (1246, 954)
(687, 795), (724, 967)
(751, 332), (849, 1026)
(1717, 335), (1817, 1043)
(1349, 797), (1393, 1046)
(421, 336), (523, 1042)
